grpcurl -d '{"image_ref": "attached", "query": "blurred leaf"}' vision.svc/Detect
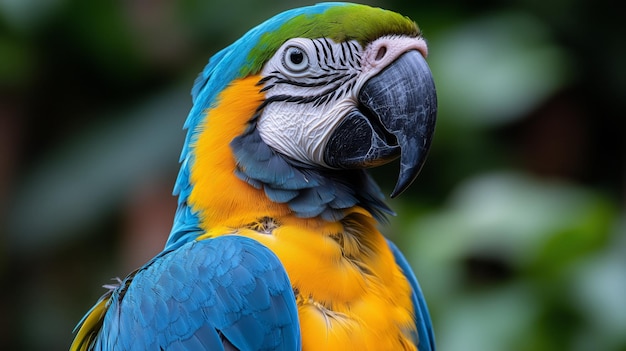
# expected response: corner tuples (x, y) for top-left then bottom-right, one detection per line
(527, 197), (615, 278)
(406, 172), (614, 270)
(429, 12), (571, 129)
(436, 283), (538, 351)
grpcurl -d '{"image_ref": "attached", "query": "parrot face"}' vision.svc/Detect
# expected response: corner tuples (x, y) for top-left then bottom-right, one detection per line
(256, 35), (436, 197)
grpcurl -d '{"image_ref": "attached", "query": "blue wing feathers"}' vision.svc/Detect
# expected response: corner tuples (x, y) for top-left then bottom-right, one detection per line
(387, 239), (436, 351)
(90, 236), (300, 350)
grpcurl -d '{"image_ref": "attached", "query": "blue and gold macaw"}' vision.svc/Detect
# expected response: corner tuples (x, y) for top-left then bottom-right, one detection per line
(71, 3), (437, 350)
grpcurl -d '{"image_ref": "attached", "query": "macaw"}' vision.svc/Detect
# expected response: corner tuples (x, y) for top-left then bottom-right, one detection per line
(71, 2), (437, 351)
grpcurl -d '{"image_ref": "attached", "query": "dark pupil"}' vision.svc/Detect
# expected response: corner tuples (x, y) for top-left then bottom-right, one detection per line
(290, 50), (304, 65)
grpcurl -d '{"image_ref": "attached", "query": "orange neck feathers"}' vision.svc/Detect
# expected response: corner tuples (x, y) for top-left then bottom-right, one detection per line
(188, 75), (292, 229)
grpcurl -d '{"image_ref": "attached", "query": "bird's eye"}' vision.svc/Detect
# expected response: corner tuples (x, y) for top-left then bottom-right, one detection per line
(282, 46), (309, 73)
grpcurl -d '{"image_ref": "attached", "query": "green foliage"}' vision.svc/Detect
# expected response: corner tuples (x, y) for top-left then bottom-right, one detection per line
(396, 172), (621, 351)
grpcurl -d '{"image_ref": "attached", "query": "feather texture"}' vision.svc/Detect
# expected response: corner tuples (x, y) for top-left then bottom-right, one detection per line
(231, 125), (393, 221)
(73, 236), (300, 351)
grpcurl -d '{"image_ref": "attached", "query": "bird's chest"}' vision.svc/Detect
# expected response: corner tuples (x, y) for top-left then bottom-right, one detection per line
(235, 216), (418, 351)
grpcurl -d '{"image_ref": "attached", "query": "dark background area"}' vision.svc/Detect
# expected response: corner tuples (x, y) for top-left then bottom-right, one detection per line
(1, 0), (623, 350)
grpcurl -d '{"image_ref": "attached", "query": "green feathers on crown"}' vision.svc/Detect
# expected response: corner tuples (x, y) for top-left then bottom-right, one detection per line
(242, 3), (420, 76)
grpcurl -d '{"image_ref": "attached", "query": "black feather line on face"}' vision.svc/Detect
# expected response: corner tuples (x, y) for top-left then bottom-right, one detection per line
(255, 71), (357, 111)
(273, 72), (351, 88)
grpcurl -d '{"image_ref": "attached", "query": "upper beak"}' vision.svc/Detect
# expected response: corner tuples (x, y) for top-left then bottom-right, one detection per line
(324, 50), (437, 197)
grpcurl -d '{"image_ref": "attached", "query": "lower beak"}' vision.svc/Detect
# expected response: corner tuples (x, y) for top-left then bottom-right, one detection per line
(324, 50), (437, 197)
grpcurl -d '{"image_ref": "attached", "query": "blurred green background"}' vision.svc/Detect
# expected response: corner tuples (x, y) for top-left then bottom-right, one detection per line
(1, 0), (623, 350)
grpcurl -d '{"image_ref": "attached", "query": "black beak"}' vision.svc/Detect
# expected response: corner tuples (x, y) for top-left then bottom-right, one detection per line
(324, 50), (437, 197)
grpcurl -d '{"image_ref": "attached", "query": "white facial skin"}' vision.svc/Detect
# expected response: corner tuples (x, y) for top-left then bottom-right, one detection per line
(257, 35), (428, 167)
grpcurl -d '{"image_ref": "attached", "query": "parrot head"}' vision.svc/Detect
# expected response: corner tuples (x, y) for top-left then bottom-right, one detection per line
(173, 2), (436, 240)
(252, 29), (436, 198)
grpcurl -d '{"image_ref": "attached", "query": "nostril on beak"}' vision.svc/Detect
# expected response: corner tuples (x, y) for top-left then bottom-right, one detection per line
(375, 46), (387, 61)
